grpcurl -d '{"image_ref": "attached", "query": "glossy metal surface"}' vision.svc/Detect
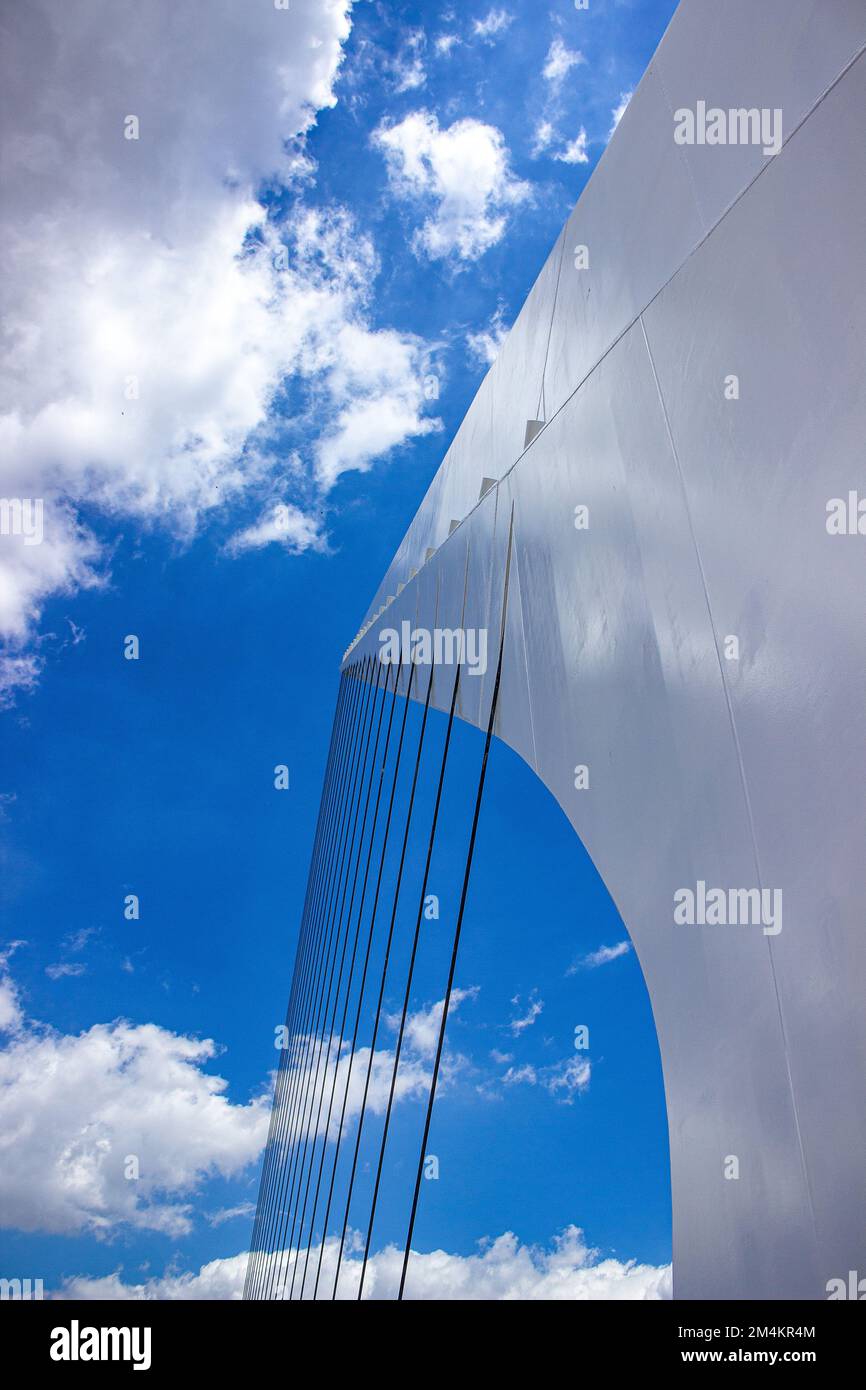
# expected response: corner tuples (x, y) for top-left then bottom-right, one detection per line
(342, 1), (866, 1299)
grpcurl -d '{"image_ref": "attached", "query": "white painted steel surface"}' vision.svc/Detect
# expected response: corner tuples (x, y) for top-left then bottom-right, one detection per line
(342, 1), (866, 1299)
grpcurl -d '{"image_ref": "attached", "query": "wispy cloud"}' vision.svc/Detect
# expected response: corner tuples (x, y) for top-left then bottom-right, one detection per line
(567, 941), (631, 974)
(63, 926), (98, 954)
(610, 90), (633, 138)
(392, 30), (427, 93)
(508, 990), (543, 1035)
(472, 9), (514, 43)
(502, 1053), (591, 1102)
(434, 34), (461, 57)
(207, 1202), (256, 1228)
(45, 962), (86, 980)
(466, 304), (510, 367)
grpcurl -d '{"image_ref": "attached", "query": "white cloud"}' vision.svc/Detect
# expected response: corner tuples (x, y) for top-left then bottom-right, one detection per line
(207, 1202), (256, 1228)
(45, 962), (86, 980)
(467, 306), (511, 368)
(568, 940), (631, 973)
(279, 990), (475, 1150)
(0, 0), (439, 703)
(532, 120), (556, 157)
(0, 989), (269, 1236)
(63, 927), (98, 953)
(385, 986), (479, 1057)
(312, 317), (442, 489)
(280, 1034), (433, 1147)
(0, 944), (25, 1033)
(0, 962), (460, 1238)
(509, 990), (543, 1035)
(373, 111), (531, 264)
(502, 1053), (591, 1102)
(502, 1062), (538, 1085)
(434, 34), (461, 57)
(227, 502), (326, 557)
(392, 30), (427, 93)
(610, 90), (633, 137)
(472, 10), (514, 42)
(544, 1054), (592, 1101)
(0, 976), (23, 1033)
(543, 38), (586, 87)
(395, 57), (426, 92)
(56, 1226), (671, 1300)
(555, 129), (590, 165)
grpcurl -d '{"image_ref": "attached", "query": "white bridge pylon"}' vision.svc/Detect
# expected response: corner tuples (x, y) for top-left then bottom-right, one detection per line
(343, 0), (866, 1301)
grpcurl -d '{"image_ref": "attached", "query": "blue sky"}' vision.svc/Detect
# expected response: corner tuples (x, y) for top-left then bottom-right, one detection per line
(0, 0), (677, 1298)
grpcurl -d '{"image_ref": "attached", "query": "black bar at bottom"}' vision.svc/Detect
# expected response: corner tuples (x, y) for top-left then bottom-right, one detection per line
(6, 1296), (860, 1375)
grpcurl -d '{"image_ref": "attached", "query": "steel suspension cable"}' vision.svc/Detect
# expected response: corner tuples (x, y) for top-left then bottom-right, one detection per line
(249, 663), (363, 1300)
(286, 659), (394, 1298)
(397, 520), (514, 1300)
(357, 659), (462, 1299)
(296, 658), (408, 1299)
(257, 659), (375, 1298)
(264, 658), (382, 1298)
(272, 659), (386, 1298)
(311, 658), (417, 1299)
(331, 656), (437, 1299)
(244, 667), (353, 1299)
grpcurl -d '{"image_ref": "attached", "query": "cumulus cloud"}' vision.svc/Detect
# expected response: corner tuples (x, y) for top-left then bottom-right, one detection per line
(0, 943), (25, 1033)
(56, 1226), (671, 1300)
(0, 988), (270, 1236)
(373, 111), (531, 264)
(0, 963), (465, 1239)
(311, 314), (442, 489)
(543, 38), (586, 87)
(227, 502), (326, 557)
(0, 0), (440, 703)
(0, 976), (23, 1034)
(555, 129), (590, 165)
(568, 941), (631, 974)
